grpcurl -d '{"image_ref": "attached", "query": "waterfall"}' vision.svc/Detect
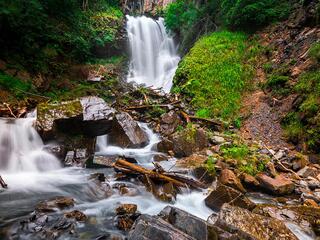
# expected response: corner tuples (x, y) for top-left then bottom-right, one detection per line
(0, 118), (61, 173)
(126, 15), (180, 93)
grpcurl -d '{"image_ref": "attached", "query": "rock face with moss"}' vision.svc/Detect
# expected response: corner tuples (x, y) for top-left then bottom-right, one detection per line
(211, 204), (298, 240)
(36, 96), (115, 139)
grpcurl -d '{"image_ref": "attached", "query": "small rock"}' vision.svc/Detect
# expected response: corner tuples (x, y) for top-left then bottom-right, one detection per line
(36, 197), (75, 212)
(93, 155), (118, 167)
(219, 169), (246, 193)
(297, 166), (319, 178)
(256, 173), (295, 195)
(160, 111), (182, 136)
(239, 173), (260, 189)
(116, 204), (137, 215)
(204, 184), (255, 211)
(65, 210), (87, 221)
(157, 138), (174, 153)
(210, 136), (225, 145)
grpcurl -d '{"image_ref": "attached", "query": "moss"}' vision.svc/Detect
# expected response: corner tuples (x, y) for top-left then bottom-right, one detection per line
(174, 31), (259, 122)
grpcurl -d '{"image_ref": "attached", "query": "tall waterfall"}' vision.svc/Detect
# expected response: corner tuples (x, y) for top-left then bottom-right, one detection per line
(126, 15), (180, 93)
(0, 118), (61, 173)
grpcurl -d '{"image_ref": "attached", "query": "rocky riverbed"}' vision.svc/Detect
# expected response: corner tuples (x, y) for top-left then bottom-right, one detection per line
(0, 86), (319, 240)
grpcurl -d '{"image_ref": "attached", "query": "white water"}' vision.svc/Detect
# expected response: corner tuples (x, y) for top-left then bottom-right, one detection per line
(126, 15), (180, 93)
(0, 118), (61, 173)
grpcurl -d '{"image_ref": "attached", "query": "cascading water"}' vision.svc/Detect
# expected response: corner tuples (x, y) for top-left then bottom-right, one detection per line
(0, 118), (61, 173)
(126, 15), (180, 93)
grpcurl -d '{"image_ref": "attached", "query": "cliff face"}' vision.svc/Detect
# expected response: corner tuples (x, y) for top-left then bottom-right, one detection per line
(121, 0), (174, 15)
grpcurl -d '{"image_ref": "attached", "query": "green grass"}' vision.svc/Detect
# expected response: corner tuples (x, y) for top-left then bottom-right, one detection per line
(221, 144), (249, 160)
(0, 71), (33, 99)
(173, 31), (258, 121)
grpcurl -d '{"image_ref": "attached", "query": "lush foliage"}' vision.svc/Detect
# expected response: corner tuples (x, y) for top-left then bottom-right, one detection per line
(0, 0), (123, 73)
(282, 43), (320, 152)
(173, 31), (258, 121)
(164, 0), (219, 52)
(220, 0), (291, 30)
(164, 0), (292, 41)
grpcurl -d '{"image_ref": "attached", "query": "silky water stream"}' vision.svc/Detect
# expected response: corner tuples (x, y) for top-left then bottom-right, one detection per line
(0, 117), (212, 239)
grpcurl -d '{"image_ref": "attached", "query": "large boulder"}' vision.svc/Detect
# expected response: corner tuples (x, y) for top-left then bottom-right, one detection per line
(159, 206), (217, 240)
(256, 173), (295, 195)
(212, 204), (298, 240)
(204, 184), (256, 211)
(128, 214), (195, 240)
(108, 112), (148, 148)
(170, 128), (209, 157)
(36, 96), (115, 139)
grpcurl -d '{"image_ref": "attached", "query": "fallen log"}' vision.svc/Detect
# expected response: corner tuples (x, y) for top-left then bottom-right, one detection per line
(180, 111), (224, 129)
(163, 172), (206, 189)
(0, 175), (7, 189)
(113, 159), (186, 187)
(124, 101), (181, 111)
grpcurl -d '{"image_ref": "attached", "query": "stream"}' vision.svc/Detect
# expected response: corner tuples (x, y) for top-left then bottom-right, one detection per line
(0, 16), (315, 240)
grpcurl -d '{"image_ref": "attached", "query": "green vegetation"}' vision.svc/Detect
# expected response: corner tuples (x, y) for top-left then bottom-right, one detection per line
(220, 0), (291, 30)
(165, 0), (292, 50)
(0, 72), (33, 99)
(221, 142), (268, 175)
(0, 0), (123, 74)
(205, 156), (217, 175)
(173, 31), (258, 121)
(221, 144), (249, 160)
(282, 43), (320, 152)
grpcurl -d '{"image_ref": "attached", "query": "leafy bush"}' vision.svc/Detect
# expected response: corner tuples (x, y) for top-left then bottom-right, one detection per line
(173, 31), (258, 121)
(220, 0), (291, 30)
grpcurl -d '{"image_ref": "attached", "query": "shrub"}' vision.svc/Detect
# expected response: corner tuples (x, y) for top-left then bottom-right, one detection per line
(220, 0), (292, 30)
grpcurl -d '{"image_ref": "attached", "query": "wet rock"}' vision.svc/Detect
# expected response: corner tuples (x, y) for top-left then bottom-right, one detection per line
(256, 173), (295, 195)
(171, 128), (209, 157)
(89, 172), (106, 182)
(108, 112), (148, 148)
(64, 149), (91, 167)
(115, 204), (139, 231)
(153, 154), (169, 162)
(113, 183), (140, 197)
(65, 210), (87, 222)
(157, 138), (174, 153)
(219, 169), (246, 193)
(254, 204), (320, 236)
(204, 184), (256, 211)
(36, 197), (75, 213)
(212, 204), (298, 240)
(116, 204), (137, 215)
(292, 155), (309, 171)
(128, 214), (195, 240)
(43, 143), (66, 159)
(36, 96), (115, 139)
(160, 110), (182, 136)
(159, 206), (215, 240)
(92, 155), (119, 167)
(297, 166), (319, 178)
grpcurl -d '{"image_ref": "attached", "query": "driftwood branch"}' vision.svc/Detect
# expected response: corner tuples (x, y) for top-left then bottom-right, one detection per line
(3, 103), (17, 118)
(180, 111), (223, 128)
(113, 159), (186, 187)
(124, 101), (181, 111)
